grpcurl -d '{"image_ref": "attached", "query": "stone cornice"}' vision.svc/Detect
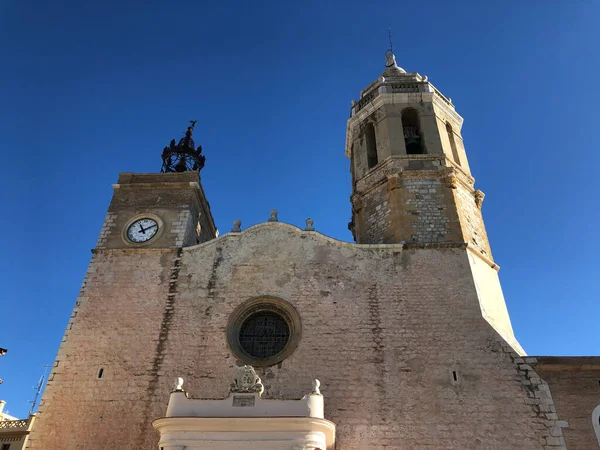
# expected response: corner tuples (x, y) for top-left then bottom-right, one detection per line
(352, 158), (472, 199)
(112, 181), (199, 190)
(431, 92), (464, 128)
(92, 248), (176, 254)
(466, 244), (499, 271)
(353, 155), (476, 198)
(531, 356), (600, 370)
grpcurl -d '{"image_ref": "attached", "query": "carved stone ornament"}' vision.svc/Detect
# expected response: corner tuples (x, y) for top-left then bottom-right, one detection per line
(474, 190), (485, 209)
(442, 168), (457, 189)
(352, 196), (363, 213)
(387, 173), (401, 191)
(312, 379), (321, 395)
(230, 365), (264, 395)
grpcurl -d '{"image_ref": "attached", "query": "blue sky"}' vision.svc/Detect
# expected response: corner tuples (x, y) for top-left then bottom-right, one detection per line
(1, 1), (599, 418)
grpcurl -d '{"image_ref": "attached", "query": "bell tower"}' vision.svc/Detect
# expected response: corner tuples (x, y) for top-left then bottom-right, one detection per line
(347, 51), (491, 261)
(346, 50), (524, 354)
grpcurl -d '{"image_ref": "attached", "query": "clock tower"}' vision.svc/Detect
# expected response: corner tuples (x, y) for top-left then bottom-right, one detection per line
(28, 122), (218, 449)
(98, 121), (217, 251)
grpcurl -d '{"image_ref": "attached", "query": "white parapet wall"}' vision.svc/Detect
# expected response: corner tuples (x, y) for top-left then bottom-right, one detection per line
(153, 367), (336, 450)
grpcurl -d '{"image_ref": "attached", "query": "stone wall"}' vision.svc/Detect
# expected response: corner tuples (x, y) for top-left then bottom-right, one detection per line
(403, 177), (450, 243)
(533, 357), (600, 450)
(28, 250), (177, 449)
(31, 223), (564, 449)
(351, 157), (462, 245)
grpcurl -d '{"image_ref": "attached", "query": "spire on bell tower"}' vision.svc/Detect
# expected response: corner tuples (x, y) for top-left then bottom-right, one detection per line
(384, 28), (406, 73)
(161, 120), (206, 173)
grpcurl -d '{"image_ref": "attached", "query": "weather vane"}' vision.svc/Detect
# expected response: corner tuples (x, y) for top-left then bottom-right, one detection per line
(388, 27), (393, 54)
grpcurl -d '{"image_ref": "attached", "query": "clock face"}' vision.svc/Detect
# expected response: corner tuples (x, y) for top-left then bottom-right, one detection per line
(126, 218), (159, 243)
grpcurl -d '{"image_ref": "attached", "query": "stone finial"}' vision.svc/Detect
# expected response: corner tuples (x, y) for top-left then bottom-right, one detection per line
(305, 218), (315, 231)
(474, 190), (485, 209)
(174, 377), (184, 392)
(230, 365), (264, 395)
(385, 50), (397, 68)
(231, 219), (242, 232)
(268, 210), (278, 222)
(312, 379), (321, 395)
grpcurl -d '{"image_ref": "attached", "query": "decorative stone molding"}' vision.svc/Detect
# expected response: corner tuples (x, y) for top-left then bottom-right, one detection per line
(474, 190), (485, 209)
(230, 365), (264, 395)
(353, 155), (476, 197)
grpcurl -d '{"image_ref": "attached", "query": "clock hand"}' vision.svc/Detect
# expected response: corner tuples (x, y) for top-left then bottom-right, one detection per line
(146, 224), (157, 230)
(138, 223), (146, 234)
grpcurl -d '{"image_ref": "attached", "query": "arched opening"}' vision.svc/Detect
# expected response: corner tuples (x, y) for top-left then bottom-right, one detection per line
(446, 122), (461, 166)
(365, 122), (378, 169)
(402, 108), (425, 154)
(593, 404), (600, 447)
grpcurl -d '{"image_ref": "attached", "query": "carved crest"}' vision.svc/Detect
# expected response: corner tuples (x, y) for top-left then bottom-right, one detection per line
(230, 365), (264, 395)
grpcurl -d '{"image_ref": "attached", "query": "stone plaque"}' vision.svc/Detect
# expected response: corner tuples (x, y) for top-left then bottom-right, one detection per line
(233, 395), (255, 407)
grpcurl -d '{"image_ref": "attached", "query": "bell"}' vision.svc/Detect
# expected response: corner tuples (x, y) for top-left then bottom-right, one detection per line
(405, 137), (423, 155)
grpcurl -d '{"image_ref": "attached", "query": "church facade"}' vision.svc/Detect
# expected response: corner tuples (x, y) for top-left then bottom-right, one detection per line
(28, 52), (599, 449)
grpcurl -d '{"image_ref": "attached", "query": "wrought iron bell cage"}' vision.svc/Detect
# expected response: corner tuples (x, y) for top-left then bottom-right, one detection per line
(160, 120), (206, 173)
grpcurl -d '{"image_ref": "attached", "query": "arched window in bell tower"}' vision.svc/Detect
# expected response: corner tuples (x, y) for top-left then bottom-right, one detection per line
(365, 122), (378, 169)
(402, 108), (425, 155)
(446, 122), (461, 166)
